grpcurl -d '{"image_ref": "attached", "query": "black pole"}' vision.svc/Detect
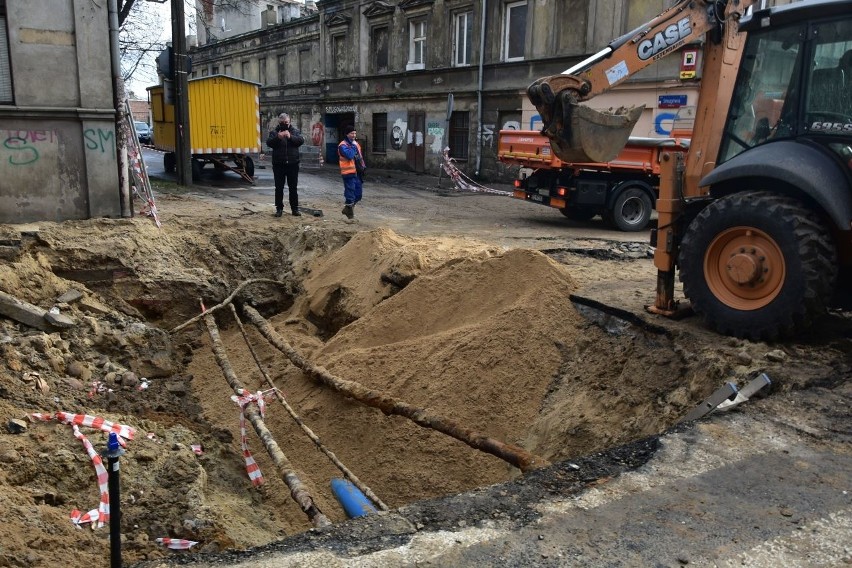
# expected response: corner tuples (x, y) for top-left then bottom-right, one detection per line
(105, 432), (125, 568)
(172, 0), (191, 185)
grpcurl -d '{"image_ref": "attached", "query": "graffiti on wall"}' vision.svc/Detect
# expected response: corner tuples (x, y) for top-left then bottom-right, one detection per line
(502, 120), (521, 131)
(479, 124), (495, 148)
(427, 121), (444, 154)
(84, 128), (116, 158)
(391, 118), (407, 150)
(2, 129), (60, 165)
(311, 122), (324, 146)
(3, 127), (115, 167)
(654, 112), (678, 135)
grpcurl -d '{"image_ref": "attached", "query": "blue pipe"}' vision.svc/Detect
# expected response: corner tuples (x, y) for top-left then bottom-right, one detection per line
(331, 478), (378, 519)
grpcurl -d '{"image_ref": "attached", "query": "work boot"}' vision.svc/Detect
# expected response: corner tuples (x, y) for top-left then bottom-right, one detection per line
(274, 208), (283, 218)
(291, 209), (302, 217)
(342, 204), (354, 219)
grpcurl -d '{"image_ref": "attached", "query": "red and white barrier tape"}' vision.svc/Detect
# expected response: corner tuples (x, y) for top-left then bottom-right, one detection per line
(230, 389), (275, 486)
(441, 148), (513, 196)
(72, 425), (110, 527)
(29, 411), (134, 529)
(70, 508), (100, 529)
(55, 411), (136, 443)
(156, 537), (199, 550)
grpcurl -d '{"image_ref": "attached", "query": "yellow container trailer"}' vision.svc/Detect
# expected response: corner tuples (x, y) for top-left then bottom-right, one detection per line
(148, 75), (261, 182)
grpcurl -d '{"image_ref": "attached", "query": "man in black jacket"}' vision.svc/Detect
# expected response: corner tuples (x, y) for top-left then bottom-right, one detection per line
(266, 113), (305, 217)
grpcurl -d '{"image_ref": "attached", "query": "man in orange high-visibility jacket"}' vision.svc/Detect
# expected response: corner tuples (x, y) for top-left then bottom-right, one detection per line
(338, 125), (365, 219)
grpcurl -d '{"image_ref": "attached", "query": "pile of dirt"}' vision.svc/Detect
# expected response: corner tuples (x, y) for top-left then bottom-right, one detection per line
(0, 205), (842, 567)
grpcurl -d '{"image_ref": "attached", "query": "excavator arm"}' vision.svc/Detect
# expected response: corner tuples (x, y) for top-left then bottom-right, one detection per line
(528, 0), (756, 163)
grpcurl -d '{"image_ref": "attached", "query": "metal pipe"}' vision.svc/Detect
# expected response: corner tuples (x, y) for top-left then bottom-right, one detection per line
(108, 0), (131, 217)
(104, 432), (125, 568)
(475, 0), (486, 176)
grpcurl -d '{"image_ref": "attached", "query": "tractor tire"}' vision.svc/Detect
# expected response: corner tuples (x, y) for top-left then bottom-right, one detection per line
(163, 152), (176, 173)
(560, 206), (596, 221)
(678, 191), (837, 341)
(607, 187), (653, 232)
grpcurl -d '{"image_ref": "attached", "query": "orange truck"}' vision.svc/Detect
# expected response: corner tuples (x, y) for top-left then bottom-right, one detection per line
(498, 129), (689, 232)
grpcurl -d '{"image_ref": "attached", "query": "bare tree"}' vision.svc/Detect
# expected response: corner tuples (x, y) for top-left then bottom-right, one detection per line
(118, 1), (170, 97)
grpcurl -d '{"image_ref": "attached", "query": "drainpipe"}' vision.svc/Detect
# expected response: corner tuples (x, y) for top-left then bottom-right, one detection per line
(108, 0), (131, 218)
(475, 0), (486, 177)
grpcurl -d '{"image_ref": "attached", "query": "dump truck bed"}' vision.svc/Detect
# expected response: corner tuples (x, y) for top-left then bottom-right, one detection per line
(498, 130), (689, 174)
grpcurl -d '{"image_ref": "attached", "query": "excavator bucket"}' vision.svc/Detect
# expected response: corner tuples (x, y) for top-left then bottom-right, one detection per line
(528, 78), (644, 163)
(550, 103), (645, 163)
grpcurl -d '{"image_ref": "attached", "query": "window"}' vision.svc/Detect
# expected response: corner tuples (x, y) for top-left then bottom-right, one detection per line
(372, 26), (389, 73)
(241, 61), (249, 79)
(503, 1), (527, 62)
(453, 11), (472, 67)
(407, 19), (426, 71)
(372, 113), (387, 153)
(449, 111), (470, 160)
(224, 64), (232, 76)
(259, 57), (267, 85)
(0, 2), (11, 104)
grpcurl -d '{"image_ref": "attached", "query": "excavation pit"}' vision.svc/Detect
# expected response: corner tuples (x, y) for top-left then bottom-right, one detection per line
(0, 218), (784, 566)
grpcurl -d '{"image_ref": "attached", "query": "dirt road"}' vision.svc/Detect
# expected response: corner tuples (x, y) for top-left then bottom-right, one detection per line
(0, 162), (849, 567)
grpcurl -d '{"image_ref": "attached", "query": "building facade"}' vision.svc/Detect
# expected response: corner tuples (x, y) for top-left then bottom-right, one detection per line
(0, 0), (122, 223)
(188, 0), (796, 181)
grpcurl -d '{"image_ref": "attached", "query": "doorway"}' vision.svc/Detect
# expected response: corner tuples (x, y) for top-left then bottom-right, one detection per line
(406, 111), (425, 172)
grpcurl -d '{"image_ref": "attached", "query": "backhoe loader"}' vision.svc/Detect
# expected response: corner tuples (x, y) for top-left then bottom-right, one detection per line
(529, 0), (852, 340)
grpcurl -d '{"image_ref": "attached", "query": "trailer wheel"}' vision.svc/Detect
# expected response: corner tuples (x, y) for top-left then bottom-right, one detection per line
(608, 187), (652, 232)
(191, 159), (203, 182)
(560, 207), (596, 221)
(243, 156), (255, 178)
(678, 191), (837, 341)
(163, 152), (176, 173)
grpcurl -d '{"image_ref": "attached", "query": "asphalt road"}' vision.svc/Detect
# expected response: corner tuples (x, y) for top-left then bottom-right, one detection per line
(141, 147), (649, 248)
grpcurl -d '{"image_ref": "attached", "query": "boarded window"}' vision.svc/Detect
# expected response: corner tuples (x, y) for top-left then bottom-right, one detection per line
(299, 47), (311, 82)
(333, 35), (346, 78)
(277, 54), (287, 84)
(259, 57), (266, 85)
(372, 112), (387, 153)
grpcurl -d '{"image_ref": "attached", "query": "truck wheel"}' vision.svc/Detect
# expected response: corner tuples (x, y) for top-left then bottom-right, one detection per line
(243, 156), (255, 178)
(609, 187), (652, 231)
(163, 152), (176, 173)
(678, 191), (837, 341)
(560, 207), (596, 221)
